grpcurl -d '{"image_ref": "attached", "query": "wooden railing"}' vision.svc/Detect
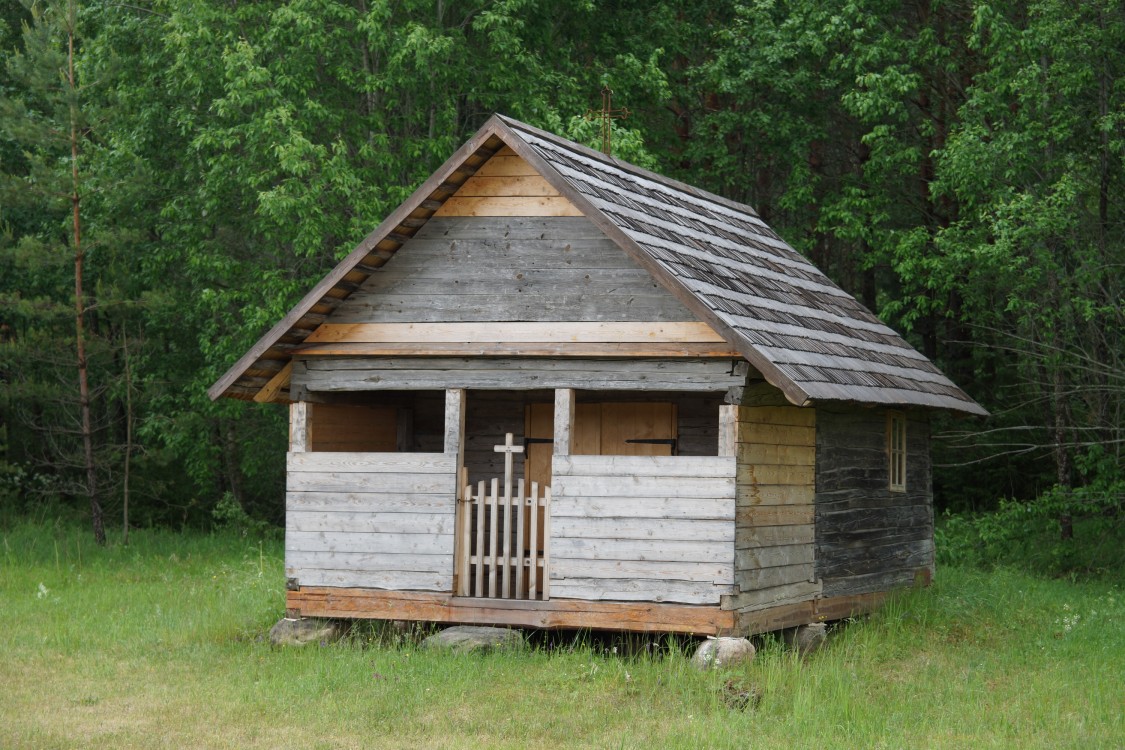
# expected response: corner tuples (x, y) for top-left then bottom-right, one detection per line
(456, 477), (550, 600)
(455, 433), (551, 600)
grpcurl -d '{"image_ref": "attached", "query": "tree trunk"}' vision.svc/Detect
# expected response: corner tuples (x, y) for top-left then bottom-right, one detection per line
(68, 10), (104, 546)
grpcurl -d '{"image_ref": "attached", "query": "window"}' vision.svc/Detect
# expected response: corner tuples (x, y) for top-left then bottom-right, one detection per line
(887, 411), (906, 492)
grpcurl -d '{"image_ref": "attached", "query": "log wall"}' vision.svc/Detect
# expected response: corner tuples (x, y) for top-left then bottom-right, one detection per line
(814, 406), (934, 597)
(723, 404), (821, 622)
(285, 452), (458, 591)
(549, 454), (737, 605)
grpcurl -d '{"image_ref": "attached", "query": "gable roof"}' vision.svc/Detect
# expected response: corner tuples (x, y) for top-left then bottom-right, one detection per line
(209, 115), (986, 416)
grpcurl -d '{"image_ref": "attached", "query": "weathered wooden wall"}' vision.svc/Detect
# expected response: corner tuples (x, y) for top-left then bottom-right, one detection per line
(327, 215), (695, 324)
(814, 406), (933, 597)
(550, 454), (737, 605)
(723, 404), (821, 624)
(285, 452), (457, 590)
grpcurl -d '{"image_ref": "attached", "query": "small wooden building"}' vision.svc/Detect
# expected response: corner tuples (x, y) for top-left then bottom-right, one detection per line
(210, 116), (985, 636)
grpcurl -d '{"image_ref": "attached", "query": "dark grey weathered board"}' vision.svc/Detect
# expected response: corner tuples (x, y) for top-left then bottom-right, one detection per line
(293, 357), (746, 393)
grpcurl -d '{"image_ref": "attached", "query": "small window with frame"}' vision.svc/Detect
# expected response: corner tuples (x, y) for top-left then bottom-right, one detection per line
(887, 411), (907, 492)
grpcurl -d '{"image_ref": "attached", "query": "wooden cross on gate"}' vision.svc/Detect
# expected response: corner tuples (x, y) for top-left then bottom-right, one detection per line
(493, 432), (524, 501)
(585, 84), (631, 157)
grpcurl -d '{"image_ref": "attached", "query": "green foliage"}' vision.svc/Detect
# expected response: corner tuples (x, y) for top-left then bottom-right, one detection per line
(1, 0), (1123, 530)
(937, 455), (1125, 578)
(211, 491), (277, 539)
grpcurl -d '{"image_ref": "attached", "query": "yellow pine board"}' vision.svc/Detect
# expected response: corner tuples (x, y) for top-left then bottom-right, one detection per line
(304, 322), (728, 345)
(737, 405), (816, 427)
(474, 153), (539, 177)
(434, 195), (583, 217)
(454, 174), (559, 197)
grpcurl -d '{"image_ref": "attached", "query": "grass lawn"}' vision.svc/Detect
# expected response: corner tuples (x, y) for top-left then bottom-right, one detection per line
(1, 521), (1121, 749)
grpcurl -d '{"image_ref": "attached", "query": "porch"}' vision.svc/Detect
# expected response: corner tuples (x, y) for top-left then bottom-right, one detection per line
(284, 387), (744, 632)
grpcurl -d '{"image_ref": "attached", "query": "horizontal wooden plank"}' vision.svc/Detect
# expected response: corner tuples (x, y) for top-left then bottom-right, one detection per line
(287, 452), (455, 473)
(328, 294), (692, 324)
(735, 543), (815, 569)
(304, 322), (727, 344)
(552, 455), (736, 479)
(473, 155), (540, 177)
(286, 491), (452, 513)
(286, 471), (456, 494)
(816, 505), (932, 533)
(817, 540), (934, 579)
(434, 195), (584, 217)
(288, 587), (737, 635)
(552, 516), (735, 542)
(721, 580), (823, 612)
(286, 530), (453, 555)
(286, 510), (452, 535)
(549, 578), (735, 605)
(736, 504), (815, 527)
(551, 496), (735, 522)
(291, 569), (451, 591)
(294, 342), (743, 358)
(737, 423), (815, 446)
(384, 241), (632, 271)
(304, 357), (737, 374)
(736, 562), (816, 590)
(737, 484), (815, 506)
(552, 558), (734, 584)
(735, 523), (815, 548)
(452, 174), (559, 197)
(352, 265), (658, 288)
(737, 444), (815, 466)
(551, 537), (734, 563)
(820, 569), (923, 598)
(736, 464), (815, 486)
(299, 367), (742, 393)
(736, 405), (816, 427)
(553, 475), (735, 500)
(286, 551), (449, 572)
(413, 216), (605, 241)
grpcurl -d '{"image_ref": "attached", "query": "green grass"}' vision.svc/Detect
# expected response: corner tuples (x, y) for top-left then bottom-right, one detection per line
(1, 521), (1122, 749)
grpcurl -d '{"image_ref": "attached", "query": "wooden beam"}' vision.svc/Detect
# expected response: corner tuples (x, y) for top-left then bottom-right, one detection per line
(253, 361), (293, 403)
(287, 587), (736, 635)
(292, 342), (743, 358)
(304, 322), (727, 345)
(284, 586), (891, 636)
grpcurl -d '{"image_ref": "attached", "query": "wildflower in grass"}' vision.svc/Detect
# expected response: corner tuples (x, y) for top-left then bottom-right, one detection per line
(36, 583), (49, 599)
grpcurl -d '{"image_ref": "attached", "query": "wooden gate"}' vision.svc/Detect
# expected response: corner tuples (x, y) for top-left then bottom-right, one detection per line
(455, 434), (551, 600)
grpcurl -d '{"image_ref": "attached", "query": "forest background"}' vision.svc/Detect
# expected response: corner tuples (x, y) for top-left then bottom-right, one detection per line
(1, 0), (1121, 553)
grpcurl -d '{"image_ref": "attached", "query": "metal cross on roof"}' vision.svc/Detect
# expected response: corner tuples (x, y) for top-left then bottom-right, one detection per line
(585, 85), (630, 157)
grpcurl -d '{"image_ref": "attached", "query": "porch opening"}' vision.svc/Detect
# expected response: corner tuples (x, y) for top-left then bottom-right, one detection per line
(302, 390), (446, 452)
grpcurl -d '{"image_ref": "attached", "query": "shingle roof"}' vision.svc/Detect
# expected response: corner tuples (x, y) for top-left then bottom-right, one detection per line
(210, 115), (986, 416)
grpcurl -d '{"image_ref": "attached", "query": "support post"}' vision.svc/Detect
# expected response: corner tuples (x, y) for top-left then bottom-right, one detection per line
(446, 388), (467, 595)
(718, 404), (738, 457)
(444, 388), (466, 458)
(290, 402), (310, 453)
(553, 388), (574, 457)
